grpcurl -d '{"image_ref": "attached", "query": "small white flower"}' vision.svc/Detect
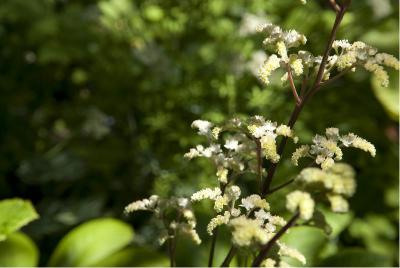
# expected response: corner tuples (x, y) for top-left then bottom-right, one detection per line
(224, 139), (240, 151)
(191, 120), (213, 135)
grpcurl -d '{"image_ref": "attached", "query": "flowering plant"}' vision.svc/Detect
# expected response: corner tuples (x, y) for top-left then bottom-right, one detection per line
(125, 0), (399, 267)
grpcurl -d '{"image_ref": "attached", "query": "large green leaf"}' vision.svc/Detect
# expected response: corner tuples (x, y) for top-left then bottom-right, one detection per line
(48, 218), (134, 266)
(321, 208), (353, 238)
(0, 232), (39, 267)
(280, 226), (328, 266)
(319, 248), (392, 267)
(92, 247), (169, 267)
(0, 199), (39, 241)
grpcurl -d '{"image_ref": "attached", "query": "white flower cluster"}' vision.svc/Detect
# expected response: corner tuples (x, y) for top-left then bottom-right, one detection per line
(296, 163), (356, 213)
(286, 190), (315, 220)
(124, 195), (159, 213)
(292, 127), (375, 170)
(191, 185), (242, 234)
(247, 115), (297, 163)
(185, 117), (297, 185)
(277, 241), (306, 265)
(256, 23), (308, 85)
(257, 23), (307, 50)
(255, 24), (398, 87)
(125, 196), (201, 245)
(332, 40), (399, 87)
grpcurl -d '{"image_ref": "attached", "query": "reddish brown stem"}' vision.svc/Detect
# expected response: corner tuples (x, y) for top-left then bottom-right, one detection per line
(252, 212), (300, 267)
(286, 64), (302, 105)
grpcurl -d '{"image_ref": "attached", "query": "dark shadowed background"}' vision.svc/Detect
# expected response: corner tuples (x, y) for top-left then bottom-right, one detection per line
(0, 0), (398, 266)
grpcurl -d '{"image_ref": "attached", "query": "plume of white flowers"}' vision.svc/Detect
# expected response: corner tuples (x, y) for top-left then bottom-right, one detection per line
(247, 116), (297, 163)
(229, 216), (272, 246)
(125, 196), (201, 245)
(292, 128), (375, 170)
(124, 195), (159, 213)
(333, 40), (399, 87)
(295, 163), (356, 213)
(240, 194), (270, 211)
(277, 242), (306, 265)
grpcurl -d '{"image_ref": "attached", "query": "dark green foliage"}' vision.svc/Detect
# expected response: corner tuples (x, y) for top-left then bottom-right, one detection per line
(0, 0), (398, 266)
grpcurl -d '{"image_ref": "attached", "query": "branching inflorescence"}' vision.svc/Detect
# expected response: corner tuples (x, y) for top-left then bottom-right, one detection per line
(124, 0), (399, 267)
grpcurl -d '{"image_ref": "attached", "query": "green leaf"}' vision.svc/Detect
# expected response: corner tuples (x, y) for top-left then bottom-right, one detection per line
(281, 226), (328, 266)
(0, 199), (39, 241)
(321, 208), (353, 238)
(371, 69), (399, 121)
(92, 247), (169, 267)
(48, 218), (134, 266)
(307, 210), (332, 235)
(319, 248), (392, 267)
(0, 232), (39, 267)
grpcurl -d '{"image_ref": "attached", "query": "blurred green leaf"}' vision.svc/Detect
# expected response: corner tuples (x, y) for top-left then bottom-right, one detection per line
(307, 210), (332, 235)
(92, 247), (169, 267)
(48, 218), (134, 266)
(281, 226), (328, 266)
(0, 232), (39, 267)
(0, 199), (39, 241)
(319, 248), (392, 267)
(321, 208), (353, 238)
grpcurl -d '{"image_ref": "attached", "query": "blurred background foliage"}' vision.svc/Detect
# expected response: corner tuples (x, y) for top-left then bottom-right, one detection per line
(0, 0), (398, 266)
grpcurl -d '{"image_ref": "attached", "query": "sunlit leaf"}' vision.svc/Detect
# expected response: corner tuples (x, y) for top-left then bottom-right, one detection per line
(319, 248), (392, 267)
(92, 247), (169, 267)
(48, 218), (134, 266)
(0, 199), (39, 241)
(281, 226), (328, 266)
(0, 232), (39, 267)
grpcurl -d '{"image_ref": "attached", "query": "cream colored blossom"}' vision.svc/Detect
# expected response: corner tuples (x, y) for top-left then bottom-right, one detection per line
(259, 54), (281, 84)
(327, 194), (349, 213)
(276, 41), (288, 60)
(125, 195), (159, 213)
(214, 195), (229, 213)
(321, 157), (335, 170)
(278, 242), (306, 265)
(216, 166), (228, 184)
(364, 60), (389, 87)
(290, 58), (303, 76)
(207, 211), (230, 235)
(375, 53), (400, 70)
(211, 127), (221, 139)
(225, 185), (242, 201)
(261, 134), (280, 163)
(241, 195), (270, 211)
(191, 187), (222, 201)
(191, 120), (213, 135)
(286, 191), (314, 220)
(230, 216), (271, 246)
(276, 124), (293, 137)
(261, 258), (276, 267)
(341, 133), (376, 157)
(332, 39), (351, 50)
(291, 145), (310, 166)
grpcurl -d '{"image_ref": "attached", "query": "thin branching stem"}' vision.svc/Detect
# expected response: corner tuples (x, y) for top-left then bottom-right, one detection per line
(261, 1), (350, 195)
(251, 212), (300, 267)
(220, 246), (237, 267)
(328, 0), (340, 13)
(286, 64), (302, 105)
(255, 139), (263, 194)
